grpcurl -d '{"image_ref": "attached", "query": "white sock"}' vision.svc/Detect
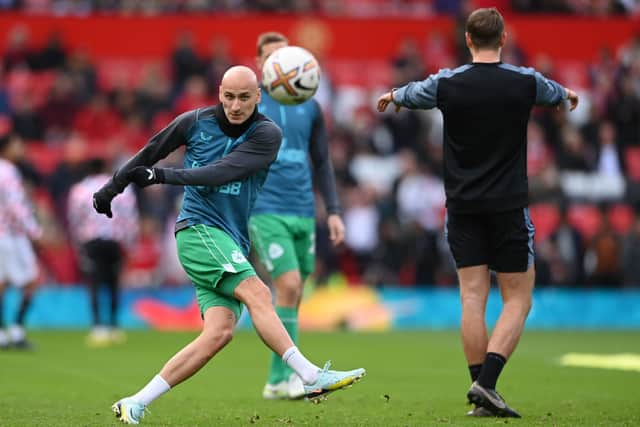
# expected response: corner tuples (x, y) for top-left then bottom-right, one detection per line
(0, 329), (8, 346)
(282, 347), (320, 384)
(8, 325), (25, 342)
(131, 375), (171, 406)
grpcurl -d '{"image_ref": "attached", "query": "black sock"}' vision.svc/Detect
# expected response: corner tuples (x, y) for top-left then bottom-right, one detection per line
(16, 294), (32, 326)
(90, 284), (100, 326)
(469, 364), (483, 383)
(109, 283), (119, 328)
(477, 352), (507, 390)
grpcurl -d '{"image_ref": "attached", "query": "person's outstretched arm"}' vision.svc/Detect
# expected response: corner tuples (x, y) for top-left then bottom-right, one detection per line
(127, 121), (282, 188)
(531, 70), (579, 111)
(93, 111), (194, 217)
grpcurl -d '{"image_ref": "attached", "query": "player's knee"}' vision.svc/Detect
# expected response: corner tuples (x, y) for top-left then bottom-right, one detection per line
(460, 292), (486, 311)
(275, 276), (302, 303)
(202, 327), (233, 358)
(504, 294), (532, 315)
(214, 327), (234, 348)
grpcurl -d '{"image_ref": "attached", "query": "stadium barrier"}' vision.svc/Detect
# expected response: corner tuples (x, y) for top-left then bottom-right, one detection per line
(0, 14), (637, 62)
(3, 285), (639, 330)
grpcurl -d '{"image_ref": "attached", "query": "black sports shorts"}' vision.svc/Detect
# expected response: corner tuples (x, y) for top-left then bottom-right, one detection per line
(445, 207), (535, 273)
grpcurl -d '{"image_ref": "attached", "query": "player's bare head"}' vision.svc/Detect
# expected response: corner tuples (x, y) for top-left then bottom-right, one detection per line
(256, 32), (288, 69)
(465, 8), (505, 50)
(219, 65), (261, 124)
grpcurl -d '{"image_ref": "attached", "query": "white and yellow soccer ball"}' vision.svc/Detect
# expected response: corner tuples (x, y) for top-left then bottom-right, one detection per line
(262, 46), (321, 105)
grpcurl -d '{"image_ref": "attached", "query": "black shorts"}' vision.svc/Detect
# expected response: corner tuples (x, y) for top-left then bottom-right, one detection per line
(445, 208), (535, 273)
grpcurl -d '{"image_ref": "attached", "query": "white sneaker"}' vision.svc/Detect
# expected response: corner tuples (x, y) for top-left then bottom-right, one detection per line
(287, 373), (306, 400)
(86, 326), (111, 348)
(112, 397), (147, 424)
(0, 329), (9, 349)
(262, 381), (288, 400)
(8, 324), (25, 343)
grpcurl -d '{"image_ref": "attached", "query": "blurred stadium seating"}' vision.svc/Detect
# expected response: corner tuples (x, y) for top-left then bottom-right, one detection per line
(0, 5), (639, 289)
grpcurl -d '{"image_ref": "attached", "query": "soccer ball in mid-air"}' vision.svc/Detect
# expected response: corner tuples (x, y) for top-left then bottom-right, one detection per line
(262, 46), (320, 105)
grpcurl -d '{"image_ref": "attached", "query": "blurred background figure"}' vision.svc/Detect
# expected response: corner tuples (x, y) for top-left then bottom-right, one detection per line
(67, 157), (139, 347)
(0, 132), (42, 349)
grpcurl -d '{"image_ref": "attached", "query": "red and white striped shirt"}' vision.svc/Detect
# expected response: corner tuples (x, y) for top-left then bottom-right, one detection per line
(0, 158), (42, 240)
(67, 174), (139, 249)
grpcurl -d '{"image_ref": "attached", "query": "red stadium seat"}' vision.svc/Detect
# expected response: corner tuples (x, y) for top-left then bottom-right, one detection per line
(96, 57), (168, 91)
(625, 147), (640, 181)
(607, 203), (635, 235)
(567, 204), (603, 242)
(25, 143), (64, 175)
(528, 203), (561, 242)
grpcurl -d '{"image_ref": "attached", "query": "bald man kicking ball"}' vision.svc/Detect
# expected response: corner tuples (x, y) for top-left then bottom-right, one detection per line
(93, 66), (366, 425)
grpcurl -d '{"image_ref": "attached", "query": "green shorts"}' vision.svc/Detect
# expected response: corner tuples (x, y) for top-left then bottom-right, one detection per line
(176, 224), (256, 321)
(249, 214), (315, 281)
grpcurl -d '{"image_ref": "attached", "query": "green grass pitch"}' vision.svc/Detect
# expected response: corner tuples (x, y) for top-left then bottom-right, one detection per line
(0, 330), (638, 426)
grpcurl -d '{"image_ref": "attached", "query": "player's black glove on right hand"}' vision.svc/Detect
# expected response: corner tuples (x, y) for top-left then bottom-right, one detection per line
(92, 187), (116, 218)
(126, 167), (165, 188)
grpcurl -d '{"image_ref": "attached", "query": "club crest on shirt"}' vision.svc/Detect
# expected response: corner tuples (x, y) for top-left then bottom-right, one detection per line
(269, 243), (285, 259)
(231, 250), (247, 264)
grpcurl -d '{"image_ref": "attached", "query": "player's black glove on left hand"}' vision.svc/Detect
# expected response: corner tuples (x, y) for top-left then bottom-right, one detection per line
(126, 167), (165, 188)
(92, 187), (116, 218)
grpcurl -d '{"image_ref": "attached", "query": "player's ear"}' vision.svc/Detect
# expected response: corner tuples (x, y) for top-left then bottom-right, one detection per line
(465, 32), (473, 50)
(218, 86), (224, 103)
(256, 86), (262, 103)
(500, 32), (507, 48)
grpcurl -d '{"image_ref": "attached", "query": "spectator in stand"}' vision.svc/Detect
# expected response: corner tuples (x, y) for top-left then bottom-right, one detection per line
(594, 121), (625, 177)
(0, 62), (10, 116)
(585, 210), (622, 286)
(48, 134), (89, 220)
(30, 31), (67, 71)
(203, 36), (233, 99)
(73, 93), (122, 141)
(621, 212), (640, 286)
(10, 91), (44, 141)
(394, 150), (445, 284)
(40, 71), (79, 141)
(392, 38), (426, 84)
(64, 50), (97, 105)
(343, 185), (380, 278)
(173, 75), (214, 113)
(556, 125), (595, 171)
(4, 26), (34, 71)
(548, 204), (585, 286)
(170, 31), (204, 96)
(136, 64), (172, 125)
(608, 74), (640, 146)
(67, 158), (139, 346)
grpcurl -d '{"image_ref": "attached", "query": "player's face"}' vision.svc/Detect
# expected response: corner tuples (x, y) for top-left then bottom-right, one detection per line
(219, 86), (261, 124)
(256, 41), (287, 70)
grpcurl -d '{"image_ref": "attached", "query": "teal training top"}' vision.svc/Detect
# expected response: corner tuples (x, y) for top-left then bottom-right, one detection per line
(251, 90), (340, 217)
(101, 104), (282, 254)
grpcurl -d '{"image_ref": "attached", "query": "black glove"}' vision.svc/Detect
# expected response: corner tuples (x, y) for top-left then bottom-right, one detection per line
(126, 167), (165, 188)
(92, 187), (116, 218)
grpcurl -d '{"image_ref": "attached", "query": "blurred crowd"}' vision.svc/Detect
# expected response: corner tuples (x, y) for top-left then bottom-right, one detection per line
(1, 0), (637, 16)
(1, 17), (640, 289)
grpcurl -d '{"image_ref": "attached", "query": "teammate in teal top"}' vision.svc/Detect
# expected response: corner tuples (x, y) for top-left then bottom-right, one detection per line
(252, 32), (346, 400)
(93, 66), (365, 425)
